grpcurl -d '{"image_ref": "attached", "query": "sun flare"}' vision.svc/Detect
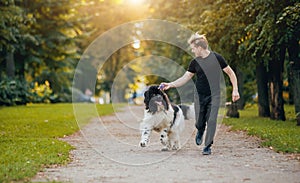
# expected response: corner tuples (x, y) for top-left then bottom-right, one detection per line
(127, 0), (144, 5)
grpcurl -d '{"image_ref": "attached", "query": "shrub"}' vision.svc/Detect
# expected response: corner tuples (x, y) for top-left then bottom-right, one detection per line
(0, 77), (69, 106)
(0, 78), (30, 106)
(29, 81), (53, 103)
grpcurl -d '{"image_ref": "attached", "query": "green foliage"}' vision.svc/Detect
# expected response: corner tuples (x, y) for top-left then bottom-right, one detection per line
(0, 77), (64, 106)
(276, 2), (300, 44)
(238, 0), (299, 62)
(147, 0), (299, 110)
(243, 80), (257, 103)
(0, 0), (88, 103)
(29, 81), (53, 103)
(0, 0), (36, 80)
(224, 105), (300, 153)
(23, 0), (83, 99)
(0, 103), (115, 182)
(0, 0), (27, 53)
(0, 77), (29, 106)
(1, 0), (299, 108)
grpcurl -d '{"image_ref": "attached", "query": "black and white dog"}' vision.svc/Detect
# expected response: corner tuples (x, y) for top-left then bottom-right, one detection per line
(139, 85), (185, 151)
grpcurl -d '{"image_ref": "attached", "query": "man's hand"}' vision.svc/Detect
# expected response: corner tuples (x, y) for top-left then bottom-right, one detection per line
(159, 82), (173, 90)
(232, 90), (240, 102)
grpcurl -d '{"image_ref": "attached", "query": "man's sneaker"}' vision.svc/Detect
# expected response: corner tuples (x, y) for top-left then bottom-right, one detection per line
(202, 146), (211, 155)
(195, 130), (203, 146)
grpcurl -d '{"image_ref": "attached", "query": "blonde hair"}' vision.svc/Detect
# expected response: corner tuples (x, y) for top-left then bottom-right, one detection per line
(188, 32), (208, 49)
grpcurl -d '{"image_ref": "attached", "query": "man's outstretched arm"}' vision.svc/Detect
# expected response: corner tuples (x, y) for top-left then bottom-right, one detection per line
(161, 71), (194, 90)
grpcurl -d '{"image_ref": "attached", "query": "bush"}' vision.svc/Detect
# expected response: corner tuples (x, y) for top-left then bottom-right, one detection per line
(0, 78), (30, 106)
(29, 81), (54, 103)
(0, 77), (71, 106)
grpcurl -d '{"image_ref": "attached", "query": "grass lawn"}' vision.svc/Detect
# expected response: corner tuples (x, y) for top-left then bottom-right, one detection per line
(1, 103), (299, 182)
(0, 103), (116, 183)
(223, 105), (300, 154)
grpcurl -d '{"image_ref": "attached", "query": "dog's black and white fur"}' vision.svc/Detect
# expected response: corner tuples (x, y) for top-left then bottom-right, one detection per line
(139, 85), (185, 151)
(178, 103), (195, 120)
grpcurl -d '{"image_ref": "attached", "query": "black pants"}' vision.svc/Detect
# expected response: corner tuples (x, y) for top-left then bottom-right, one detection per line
(194, 95), (220, 147)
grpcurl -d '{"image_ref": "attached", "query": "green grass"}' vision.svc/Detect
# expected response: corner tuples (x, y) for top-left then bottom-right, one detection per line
(2, 103), (298, 182)
(0, 103), (117, 183)
(223, 105), (300, 154)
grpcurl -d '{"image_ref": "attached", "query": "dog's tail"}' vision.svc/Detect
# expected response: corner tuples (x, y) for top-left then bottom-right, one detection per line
(178, 104), (195, 120)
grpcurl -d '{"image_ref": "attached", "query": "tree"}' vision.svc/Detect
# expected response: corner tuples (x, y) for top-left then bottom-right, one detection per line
(149, 0), (299, 122)
(148, 0), (259, 106)
(277, 3), (300, 124)
(0, 0), (36, 105)
(0, 0), (31, 79)
(76, 0), (150, 100)
(240, 0), (299, 121)
(22, 0), (86, 102)
(197, 0), (254, 109)
(255, 61), (270, 117)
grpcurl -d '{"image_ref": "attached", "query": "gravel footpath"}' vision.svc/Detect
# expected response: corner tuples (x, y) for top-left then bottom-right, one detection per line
(32, 105), (300, 183)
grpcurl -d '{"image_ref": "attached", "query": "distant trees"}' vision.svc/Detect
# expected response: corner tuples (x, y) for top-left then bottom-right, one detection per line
(1, 0), (299, 124)
(0, 0), (30, 79)
(147, 0), (300, 122)
(0, 0), (146, 104)
(238, 0), (300, 121)
(0, 0), (86, 104)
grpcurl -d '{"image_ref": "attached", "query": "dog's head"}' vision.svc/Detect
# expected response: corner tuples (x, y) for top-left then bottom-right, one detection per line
(144, 85), (169, 114)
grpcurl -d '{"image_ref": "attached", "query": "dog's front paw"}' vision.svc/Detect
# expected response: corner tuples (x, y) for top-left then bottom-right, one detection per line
(161, 147), (169, 151)
(172, 145), (179, 150)
(140, 141), (148, 147)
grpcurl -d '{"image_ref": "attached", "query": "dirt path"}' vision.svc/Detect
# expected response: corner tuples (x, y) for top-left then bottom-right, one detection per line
(32, 105), (300, 183)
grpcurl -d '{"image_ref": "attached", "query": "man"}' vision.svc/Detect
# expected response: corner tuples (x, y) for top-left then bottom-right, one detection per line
(160, 33), (240, 155)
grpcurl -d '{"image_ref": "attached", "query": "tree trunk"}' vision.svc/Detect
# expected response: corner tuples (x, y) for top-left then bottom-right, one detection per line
(288, 39), (300, 125)
(6, 52), (15, 78)
(15, 52), (25, 79)
(256, 61), (270, 117)
(287, 65), (294, 105)
(294, 70), (300, 125)
(292, 69), (300, 126)
(236, 68), (245, 110)
(268, 48), (286, 121)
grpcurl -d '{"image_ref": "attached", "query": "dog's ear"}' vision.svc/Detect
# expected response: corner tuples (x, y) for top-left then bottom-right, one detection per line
(144, 91), (150, 109)
(162, 99), (168, 111)
(160, 91), (169, 110)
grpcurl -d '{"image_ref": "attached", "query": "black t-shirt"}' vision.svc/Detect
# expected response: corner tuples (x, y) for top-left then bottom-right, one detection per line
(188, 52), (228, 96)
